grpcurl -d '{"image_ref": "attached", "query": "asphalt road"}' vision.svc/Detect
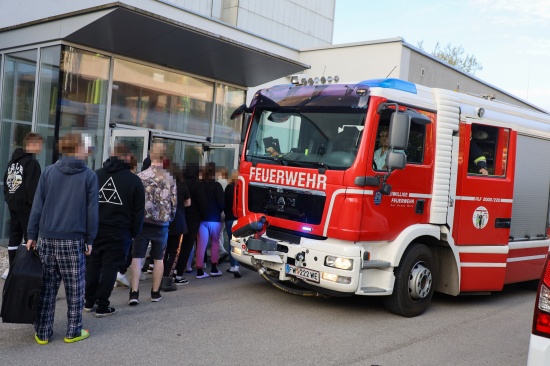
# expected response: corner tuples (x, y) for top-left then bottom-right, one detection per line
(0, 263), (536, 366)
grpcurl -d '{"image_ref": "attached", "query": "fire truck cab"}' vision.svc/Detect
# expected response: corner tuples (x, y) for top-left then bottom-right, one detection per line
(230, 78), (550, 317)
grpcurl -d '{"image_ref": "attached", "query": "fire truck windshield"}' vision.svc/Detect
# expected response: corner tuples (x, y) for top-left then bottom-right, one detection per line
(246, 108), (366, 170)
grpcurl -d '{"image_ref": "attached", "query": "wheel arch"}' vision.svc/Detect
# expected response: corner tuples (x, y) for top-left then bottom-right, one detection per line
(384, 225), (460, 296)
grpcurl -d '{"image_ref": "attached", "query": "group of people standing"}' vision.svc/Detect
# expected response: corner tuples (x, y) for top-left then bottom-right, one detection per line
(3, 132), (240, 344)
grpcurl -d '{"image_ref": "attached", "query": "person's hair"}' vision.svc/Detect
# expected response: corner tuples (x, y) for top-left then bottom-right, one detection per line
(229, 169), (239, 183)
(169, 163), (185, 183)
(129, 155), (137, 172)
(203, 162), (216, 181)
(58, 133), (83, 155)
(23, 132), (43, 147)
(113, 142), (130, 156)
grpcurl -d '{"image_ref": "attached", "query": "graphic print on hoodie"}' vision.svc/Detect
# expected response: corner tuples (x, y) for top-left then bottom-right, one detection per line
(3, 148), (41, 211)
(99, 177), (123, 205)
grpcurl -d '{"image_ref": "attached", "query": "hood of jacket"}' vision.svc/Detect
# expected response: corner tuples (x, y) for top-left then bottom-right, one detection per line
(55, 156), (87, 175)
(185, 163), (200, 181)
(103, 156), (130, 174)
(10, 148), (31, 163)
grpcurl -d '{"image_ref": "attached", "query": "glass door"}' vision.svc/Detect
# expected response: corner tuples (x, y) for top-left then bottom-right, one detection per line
(205, 144), (239, 172)
(110, 129), (150, 172)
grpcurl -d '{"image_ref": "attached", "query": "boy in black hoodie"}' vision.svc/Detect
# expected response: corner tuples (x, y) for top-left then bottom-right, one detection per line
(84, 143), (145, 317)
(3, 132), (42, 269)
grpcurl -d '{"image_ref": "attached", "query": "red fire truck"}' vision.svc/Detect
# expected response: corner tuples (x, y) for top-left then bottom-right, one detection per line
(229, 78), (550, 317)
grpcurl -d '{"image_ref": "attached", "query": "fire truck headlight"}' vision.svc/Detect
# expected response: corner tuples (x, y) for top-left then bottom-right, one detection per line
(232, 246), (243, 256)
(322, 272), (352, 284)
(325, 256), (353, 270)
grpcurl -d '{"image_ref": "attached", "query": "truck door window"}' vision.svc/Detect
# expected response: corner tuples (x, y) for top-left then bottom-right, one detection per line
(374, 110), (426, 171)
(468, 124), (509, 177)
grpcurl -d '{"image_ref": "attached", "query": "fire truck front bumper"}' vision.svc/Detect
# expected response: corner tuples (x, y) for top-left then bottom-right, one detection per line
(230, 236), (362, 295)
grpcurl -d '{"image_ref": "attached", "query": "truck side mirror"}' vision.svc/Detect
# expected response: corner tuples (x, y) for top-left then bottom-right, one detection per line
(230, 104), (247, 120)
(388, 112), (410, 149)
(385, 150), (406, 170)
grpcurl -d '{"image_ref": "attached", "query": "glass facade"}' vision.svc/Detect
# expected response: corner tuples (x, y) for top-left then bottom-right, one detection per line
(0, 45), (245, 245)
(213, 84), (245, 144)
(35, 46), (61, 169)
(0, 50), (37, 241)
(58, 47), (110, 169)
(110, 59), (214, 137)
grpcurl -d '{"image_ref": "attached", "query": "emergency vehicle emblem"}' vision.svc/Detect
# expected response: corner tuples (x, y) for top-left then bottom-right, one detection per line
(472, 206), (489, 229)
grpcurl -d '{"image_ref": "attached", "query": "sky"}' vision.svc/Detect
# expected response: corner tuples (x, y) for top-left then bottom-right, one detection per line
(332, 0), (550, 112)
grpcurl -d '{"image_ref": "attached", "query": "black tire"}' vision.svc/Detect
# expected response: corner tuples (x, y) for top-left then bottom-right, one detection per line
(384, 244), (435, 317)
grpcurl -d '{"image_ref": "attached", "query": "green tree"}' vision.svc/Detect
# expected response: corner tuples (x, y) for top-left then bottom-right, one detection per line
(417, 41), (483, 75)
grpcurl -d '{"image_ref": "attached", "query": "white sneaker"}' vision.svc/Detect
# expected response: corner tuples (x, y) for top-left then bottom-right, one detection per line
(1, 268), (8, 280)
(116, 273), (130, 287)
(140, 273), (147, 281)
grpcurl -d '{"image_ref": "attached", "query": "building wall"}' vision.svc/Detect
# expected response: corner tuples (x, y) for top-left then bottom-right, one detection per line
(1, 1), (334, 52)
(233, 0), (335, 49)
(149, 0), (336, 49)
(406, 49), (536, 110)
(297, 40), (405, 83)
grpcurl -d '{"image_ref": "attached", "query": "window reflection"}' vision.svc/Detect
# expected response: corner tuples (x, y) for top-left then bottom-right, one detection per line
(35, 45), (61, 170)
(0, 49), (37, 242)
(110, 59), (214, 138)
(214, 84), (245, 143)
(57, 46), (110, 170)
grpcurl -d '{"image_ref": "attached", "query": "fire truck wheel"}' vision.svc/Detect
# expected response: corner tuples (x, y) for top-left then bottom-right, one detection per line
(384, 244), (435, 317)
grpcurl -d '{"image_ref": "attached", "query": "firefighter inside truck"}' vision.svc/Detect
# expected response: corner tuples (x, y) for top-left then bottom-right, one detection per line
(373, 109), (426, 171)
(468, 125), (495, 175)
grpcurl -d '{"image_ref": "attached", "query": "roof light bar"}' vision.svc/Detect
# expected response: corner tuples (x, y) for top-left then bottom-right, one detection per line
(359, 78), (417, 94)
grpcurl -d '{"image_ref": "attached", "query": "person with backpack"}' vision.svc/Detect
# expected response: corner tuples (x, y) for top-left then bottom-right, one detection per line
(26, 133), (98, 344)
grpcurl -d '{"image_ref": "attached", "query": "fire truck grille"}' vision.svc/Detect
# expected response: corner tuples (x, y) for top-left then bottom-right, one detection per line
(266, 228), (301, 245)
(248, 184), (326, 225)
(266, 227), (327, 245)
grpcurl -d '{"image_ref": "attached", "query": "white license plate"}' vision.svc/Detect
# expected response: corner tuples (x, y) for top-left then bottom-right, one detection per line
(285, 264), (320, 283)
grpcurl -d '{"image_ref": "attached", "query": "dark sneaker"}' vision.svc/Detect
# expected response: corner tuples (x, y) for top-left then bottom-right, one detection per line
(128, 290), (139, 306)
(174, 277), (189, 285)
(95, 307), (116, 318)
(195, 272), (210, 278)
(84, 302), (96, 312)
(160, 277), (177, 292)
(151, 290), (163, 302)
(210, 269), (223, 277)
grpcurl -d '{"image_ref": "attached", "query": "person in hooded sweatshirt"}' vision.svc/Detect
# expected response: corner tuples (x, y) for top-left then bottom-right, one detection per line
(172, 162), (208, 281)
(3, 132), (43, 273)
(84, 143), (145, 317)
(195, 162), (224, 279)
(26, 133), (98, 345)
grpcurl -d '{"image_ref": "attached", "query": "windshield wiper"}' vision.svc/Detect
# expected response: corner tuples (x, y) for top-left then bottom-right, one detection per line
(249, 155), (284, 165)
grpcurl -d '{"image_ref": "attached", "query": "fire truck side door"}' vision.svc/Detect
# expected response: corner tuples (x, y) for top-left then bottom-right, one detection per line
(453, 123), (513, 246)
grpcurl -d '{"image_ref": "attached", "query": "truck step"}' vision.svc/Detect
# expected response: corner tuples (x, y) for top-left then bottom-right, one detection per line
(362, 260), (391, 269)
(360, 287), (386, 293)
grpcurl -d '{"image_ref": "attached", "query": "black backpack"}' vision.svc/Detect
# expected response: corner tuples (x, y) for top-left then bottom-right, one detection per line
(1, 245), (42, 324)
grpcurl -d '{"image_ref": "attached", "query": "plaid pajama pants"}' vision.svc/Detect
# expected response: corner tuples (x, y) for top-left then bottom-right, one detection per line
(35, 238), (86, 340)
